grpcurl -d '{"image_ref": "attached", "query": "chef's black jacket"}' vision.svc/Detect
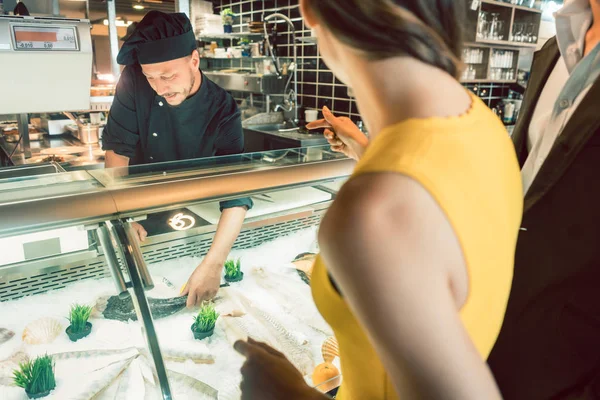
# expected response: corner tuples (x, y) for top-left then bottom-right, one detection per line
(102, 64), (253, 212)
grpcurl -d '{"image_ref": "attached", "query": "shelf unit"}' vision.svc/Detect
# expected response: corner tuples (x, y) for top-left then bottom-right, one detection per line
(460, 0), (541, 86)
(197, 32), (264, 40)
(471, 0), (542, 46)
(481, 0), (542, 13)
(473, 38), (537, 48)
(462, 79), (517, 84)
(462, 44), (520, 82)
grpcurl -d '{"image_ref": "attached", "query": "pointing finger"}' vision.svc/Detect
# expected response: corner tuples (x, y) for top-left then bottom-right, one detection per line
(306, 118), (332, 130)
(234, 340), (251, 356)
(248, 337), (285, 357)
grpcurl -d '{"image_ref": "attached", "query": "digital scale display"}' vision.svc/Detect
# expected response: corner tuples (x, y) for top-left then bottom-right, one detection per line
(12, 25), (78, 51)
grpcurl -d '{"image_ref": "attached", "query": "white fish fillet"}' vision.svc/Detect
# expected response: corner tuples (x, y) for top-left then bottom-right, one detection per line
(0, 348), (28, 386)
(111, 358), (146, 400)
(236, 292), (315, 375)
(214, 287), (247, 317)
(161, 347), (215, 364)
(216, 295), (283, 349)
(250, 267), (333, 336)
(168, 370), (218, 399)
(51, 354), (136, 400)
(217, 316), (249, 346)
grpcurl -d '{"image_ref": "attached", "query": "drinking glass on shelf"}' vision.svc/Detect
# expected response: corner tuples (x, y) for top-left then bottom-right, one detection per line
(527, 23), (538, 43)
(512, 23), (524, 42)
(469, 65), (477, 80)
(496, 20), (505, 40)
(477, 12), (490, 40)
(489, 13), (500, 40)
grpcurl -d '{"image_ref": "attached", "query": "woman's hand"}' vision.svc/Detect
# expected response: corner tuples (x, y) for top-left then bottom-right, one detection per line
(234, 338), (327, 400)
(307, 106), (369, 161)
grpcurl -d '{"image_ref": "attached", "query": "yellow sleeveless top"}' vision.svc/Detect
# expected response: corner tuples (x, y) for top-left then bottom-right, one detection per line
(311, 93), (523, 399)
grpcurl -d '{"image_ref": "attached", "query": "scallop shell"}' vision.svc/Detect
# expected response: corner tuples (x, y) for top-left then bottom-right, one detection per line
(22, 318), (63, 344)
(321, 336), (339, 363)
(91, 294), (110, 318)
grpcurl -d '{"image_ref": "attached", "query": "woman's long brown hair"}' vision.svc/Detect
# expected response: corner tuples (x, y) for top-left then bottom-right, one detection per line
(307, 0), (466, 78)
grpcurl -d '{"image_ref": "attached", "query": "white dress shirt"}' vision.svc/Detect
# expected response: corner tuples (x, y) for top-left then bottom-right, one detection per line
(521, 0), (596, 195)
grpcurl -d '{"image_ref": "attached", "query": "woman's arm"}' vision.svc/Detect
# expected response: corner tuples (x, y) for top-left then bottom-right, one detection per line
(319, 172), (502, 400)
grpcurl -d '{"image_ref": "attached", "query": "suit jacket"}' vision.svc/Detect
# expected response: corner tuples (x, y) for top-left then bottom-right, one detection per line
(488, 37), (600, 400)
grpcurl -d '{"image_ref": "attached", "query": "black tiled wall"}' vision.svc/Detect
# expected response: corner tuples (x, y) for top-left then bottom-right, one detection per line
(210, 0), (510, 121)
(210, 0), (358, 121)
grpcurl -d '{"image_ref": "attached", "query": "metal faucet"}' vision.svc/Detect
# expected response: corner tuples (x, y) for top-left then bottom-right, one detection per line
(264, 12), (299, 126)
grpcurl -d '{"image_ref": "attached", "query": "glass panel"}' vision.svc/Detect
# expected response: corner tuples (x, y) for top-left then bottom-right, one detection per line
(128, 176), (348, 397)
(0, 224), (92, 267)
(0, 221), (163, 400)
(0, 170), (103, 204)
(89, 146), (345, 189)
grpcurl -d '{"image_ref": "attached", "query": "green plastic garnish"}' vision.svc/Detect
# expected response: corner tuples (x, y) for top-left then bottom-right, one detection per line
(224, 258), (242, 279)
(192, 302), (219, 333)
(13, 354), (56, 395)
(68, 304), (92, 333)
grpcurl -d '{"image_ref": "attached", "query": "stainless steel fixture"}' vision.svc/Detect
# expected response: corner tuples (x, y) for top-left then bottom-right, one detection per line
(263, 12), (299, 126)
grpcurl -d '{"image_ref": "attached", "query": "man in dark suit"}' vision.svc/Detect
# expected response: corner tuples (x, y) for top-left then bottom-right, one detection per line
(487, 0), (600, 398)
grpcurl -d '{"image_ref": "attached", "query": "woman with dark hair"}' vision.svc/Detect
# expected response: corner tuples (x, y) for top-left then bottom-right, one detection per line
(234, 1), (523, 399)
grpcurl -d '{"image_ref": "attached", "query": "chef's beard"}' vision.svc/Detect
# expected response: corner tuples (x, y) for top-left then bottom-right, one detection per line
(185, 73), (196, 98)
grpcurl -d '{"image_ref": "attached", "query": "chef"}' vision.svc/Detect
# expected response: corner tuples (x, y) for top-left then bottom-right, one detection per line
(102, 11), (253, 308)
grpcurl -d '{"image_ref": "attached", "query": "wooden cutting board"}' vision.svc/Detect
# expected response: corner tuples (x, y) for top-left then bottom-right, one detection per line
(187, 187), (332, 224)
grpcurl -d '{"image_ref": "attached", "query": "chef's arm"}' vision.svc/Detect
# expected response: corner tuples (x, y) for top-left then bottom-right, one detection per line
(183, 206), (248, 307)
(104, 150), (131, 180)
(104, 150), (151, 241)
(105, 150), (130, 168)
(204, 206), (247, 266)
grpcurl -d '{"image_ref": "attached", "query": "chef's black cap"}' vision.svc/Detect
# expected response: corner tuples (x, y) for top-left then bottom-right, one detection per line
(117, 11), (197, 66)
(120, 22), (138, 42)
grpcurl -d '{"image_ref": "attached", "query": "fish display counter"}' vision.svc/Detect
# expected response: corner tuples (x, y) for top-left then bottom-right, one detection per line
(0, 146), (354, 400)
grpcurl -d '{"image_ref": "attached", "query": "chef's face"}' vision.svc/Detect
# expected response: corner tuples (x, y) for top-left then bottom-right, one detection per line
(141, 50), (200, 106)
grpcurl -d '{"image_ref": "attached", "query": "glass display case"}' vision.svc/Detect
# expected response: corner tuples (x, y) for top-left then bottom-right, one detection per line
(0, 146), (353, 400)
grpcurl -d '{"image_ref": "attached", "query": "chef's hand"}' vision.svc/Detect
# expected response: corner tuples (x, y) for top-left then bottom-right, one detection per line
(131, 221), (148, 242)
(306, 106), (369, 161)
(234, 338), (327, 400)
(181, 261), (222, 308)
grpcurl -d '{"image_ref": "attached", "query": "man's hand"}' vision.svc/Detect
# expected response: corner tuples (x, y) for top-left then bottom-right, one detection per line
(181, 260), (222, 308)
(131, 221), (148, 242)
(181, 207), (247, 308)
(234, 338), (326, 400)
(306, 106), (369, 161)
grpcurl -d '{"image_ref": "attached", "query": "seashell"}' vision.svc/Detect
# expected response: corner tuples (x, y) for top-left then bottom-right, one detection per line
(0, 328), (15, 345)
(91, 294), (111, 318)
(22, 318), (63, 344)
(321, 336), (339, 363)
(293, 252), (317, 262)
(293, 253), (316, 284)
(223, 309), (245, 318)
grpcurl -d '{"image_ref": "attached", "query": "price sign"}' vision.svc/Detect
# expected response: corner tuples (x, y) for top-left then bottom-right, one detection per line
(13, 25), (78, 51)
